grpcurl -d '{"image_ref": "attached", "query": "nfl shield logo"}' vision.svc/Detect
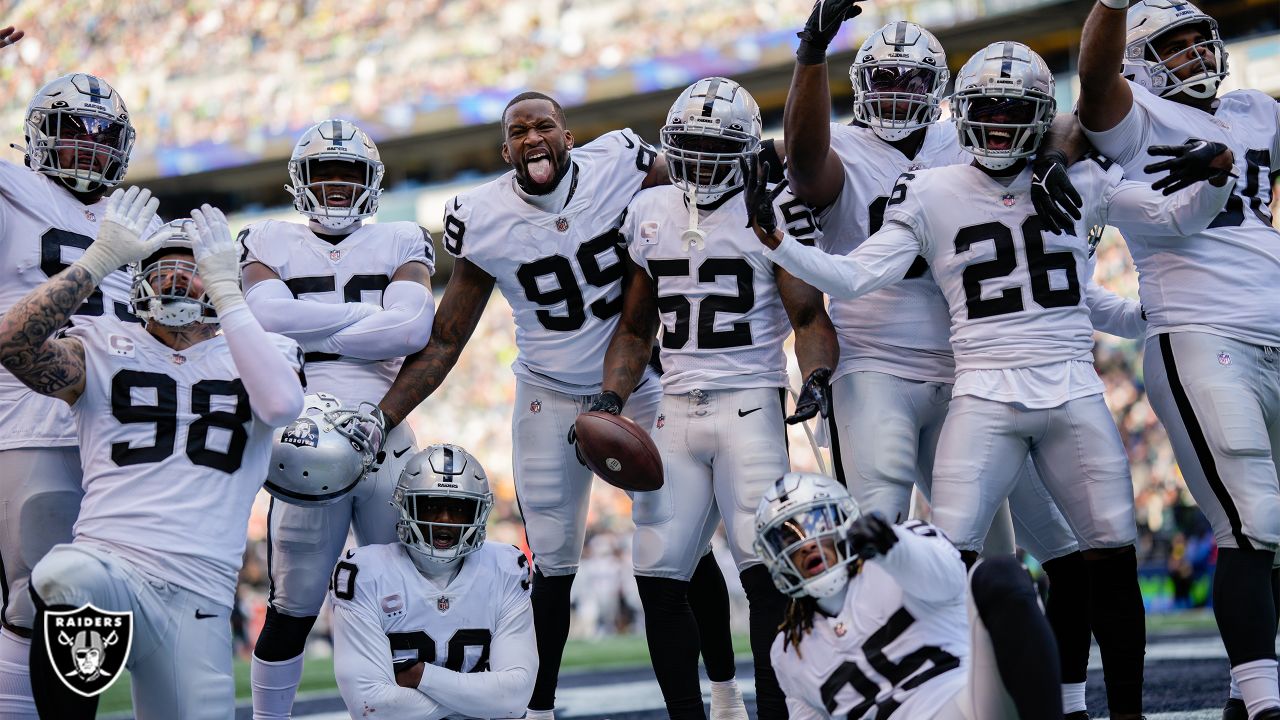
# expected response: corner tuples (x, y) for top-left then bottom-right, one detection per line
(656, 414), (665, 429)
(555, 217), (570, 233)
(171, 354), (186, 365)
(437, 596), (451, 613)
(44, 605), (133, 697)
(84, 210), (96, 222)
(1219, 352), (1232, 366)
(530, 400), (542, 414)
(1001, 193), (1017, 207)
(329, 249), (342, 262)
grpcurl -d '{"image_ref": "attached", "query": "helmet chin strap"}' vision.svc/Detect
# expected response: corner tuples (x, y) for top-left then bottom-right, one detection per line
(1167, 73), (1221, 100)
(681, 187), (707, 252)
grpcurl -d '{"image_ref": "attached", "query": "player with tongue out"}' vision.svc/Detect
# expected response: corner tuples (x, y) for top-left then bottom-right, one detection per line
(378, 92), (750, 720)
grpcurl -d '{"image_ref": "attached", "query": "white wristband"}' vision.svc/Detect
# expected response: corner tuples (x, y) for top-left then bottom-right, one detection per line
(1099, 0), (1129, 9)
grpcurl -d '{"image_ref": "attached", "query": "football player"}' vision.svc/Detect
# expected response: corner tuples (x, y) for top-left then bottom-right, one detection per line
(598, 77), (838, 719)
(330, 444), (536, 719)
(376, 92), (744, 719)
(0, 30), (160, 718)
(756, 472), (1063, 720)
(0, 192), (304, 718)
(1076, 2), (1280, 718)
(755, 41), (1238, 720)
(240, 119), (436, 719)
(783, 6), (1122, 716)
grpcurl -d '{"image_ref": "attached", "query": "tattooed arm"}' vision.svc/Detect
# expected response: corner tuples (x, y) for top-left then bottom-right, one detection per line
(0, 264), (93, 404)
(377, 256), (494, 429)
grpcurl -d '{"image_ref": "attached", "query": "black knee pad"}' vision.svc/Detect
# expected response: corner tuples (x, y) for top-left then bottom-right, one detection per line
(253, 606), (318, 662)
(971, 555), (1037, 618)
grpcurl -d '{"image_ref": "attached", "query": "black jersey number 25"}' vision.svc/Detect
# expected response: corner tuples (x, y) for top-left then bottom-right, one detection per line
(110, 370), (251, 473)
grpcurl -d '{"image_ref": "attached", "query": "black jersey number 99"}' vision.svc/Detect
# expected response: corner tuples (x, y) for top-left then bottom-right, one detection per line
(110, 370), (251, 473)
(517, 231), (625, 331)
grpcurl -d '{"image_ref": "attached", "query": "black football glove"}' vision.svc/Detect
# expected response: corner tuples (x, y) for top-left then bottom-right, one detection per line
(786, 368), (832, 425)
(741, 155), (780, 237)
(1144, 139), (1235, 195)
(796, 0), (864, 65)
(847, 512), (898, 560)
(1030, 150), (1083, 235)
(567, 390), (624, 465)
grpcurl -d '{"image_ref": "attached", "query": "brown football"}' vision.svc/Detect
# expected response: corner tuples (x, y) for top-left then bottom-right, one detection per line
(573, 411), (664, 493)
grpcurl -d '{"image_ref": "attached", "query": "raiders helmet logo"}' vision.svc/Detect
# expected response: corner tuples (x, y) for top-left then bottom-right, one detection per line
(281, 418), (320, 448)
(43, 605), (133, 697)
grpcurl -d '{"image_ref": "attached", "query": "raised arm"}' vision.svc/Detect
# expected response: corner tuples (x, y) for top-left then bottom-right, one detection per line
(1076, 0), (1135, 133)
(0, 186), (158, 405)
(852, 516), (967, 604)
(599, 257), (659, 405)
(784, 0), (863, 207)
(310, 260), (435, 360)
(190, 206), (304, 427)
(377, 257), (494, 429)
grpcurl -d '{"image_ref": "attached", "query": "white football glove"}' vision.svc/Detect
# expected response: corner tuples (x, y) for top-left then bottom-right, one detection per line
(75, 187), (161, 284)
(187, 204), (244, 312)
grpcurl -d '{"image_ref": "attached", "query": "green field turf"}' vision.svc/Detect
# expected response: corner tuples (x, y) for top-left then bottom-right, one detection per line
(98, 612), (1217, 715)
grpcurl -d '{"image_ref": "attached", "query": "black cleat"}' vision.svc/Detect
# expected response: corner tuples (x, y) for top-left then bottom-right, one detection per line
(1064, 713), (1090, 720)
(1254, 706), (1280, 720)
(1222, 698), (1247, 720)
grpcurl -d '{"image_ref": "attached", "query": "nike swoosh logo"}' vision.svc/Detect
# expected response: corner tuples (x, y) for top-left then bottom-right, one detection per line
(345, 549), (356, 559)
(393, 447), (410, 458)
(194, 610), (217, 620)
(738, 408), (762, 417)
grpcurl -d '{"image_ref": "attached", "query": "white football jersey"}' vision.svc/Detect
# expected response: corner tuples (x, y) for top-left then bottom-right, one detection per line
(1084, 82), (1280, 346)
(815, 122), (969, 384)
(771, 521), (969, 720)
(330, 542), (535, 719)
(64, 316), (302, 606)
(0, 160), (147, 450)
(444, 130), (657, 394)
(241, 219), (433, 408)
(622, 186), (792, 394)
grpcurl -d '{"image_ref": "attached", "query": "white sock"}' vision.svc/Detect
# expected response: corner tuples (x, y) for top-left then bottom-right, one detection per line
(251, 653), (305, 720)
(0, 628), (37, 719)
(1061, 681), (1087, 714)
(525, 709), (556, 720)
(1233, 674), (1245, 700)
(710, 678), (747, 719)
(1230, 658), (1280, 718)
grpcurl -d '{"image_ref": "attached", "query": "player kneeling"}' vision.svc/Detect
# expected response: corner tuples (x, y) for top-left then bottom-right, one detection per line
(756, 473), (1063, 719)
(330, 444), (536, 719)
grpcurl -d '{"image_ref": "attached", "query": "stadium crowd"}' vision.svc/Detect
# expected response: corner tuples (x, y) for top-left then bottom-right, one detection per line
(0, 0), (1051, 163)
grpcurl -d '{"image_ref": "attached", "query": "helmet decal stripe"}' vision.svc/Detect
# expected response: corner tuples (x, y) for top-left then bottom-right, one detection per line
(330, 119), (343, 145)
(1000, 42), (1016, 79)
(86, 74), (102, 100)
(443, 446), (455, 475)
(894, 21), (907, 46)
(701, 77), (722, 117)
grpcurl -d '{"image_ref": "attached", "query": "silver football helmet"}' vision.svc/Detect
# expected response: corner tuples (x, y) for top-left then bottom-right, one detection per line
(21, 73), (135, 193)
(394, 444), (494, 567)
(265, 393), (379, 507)
(952, 42), (1056, 171)
(850, 21), (949, 141)
(1123, 0), (1228, 100)
(285, 119), (385, 231)
(754, 472), (861, 600)
(661, 77), (762, 204)
(130, 220), (217, 327)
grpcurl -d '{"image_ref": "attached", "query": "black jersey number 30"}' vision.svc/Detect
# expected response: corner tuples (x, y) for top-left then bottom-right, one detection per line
(110, 370), (251, 473)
